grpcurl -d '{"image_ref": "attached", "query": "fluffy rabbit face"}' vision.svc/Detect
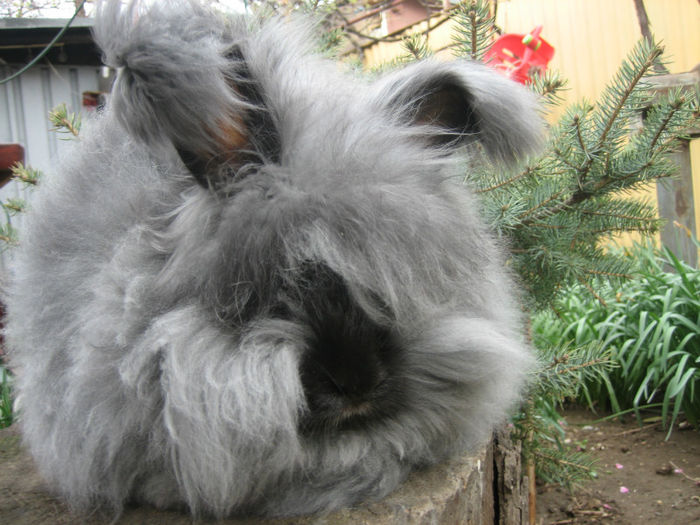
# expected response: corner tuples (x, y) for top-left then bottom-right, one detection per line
(3, 0), (542, 519)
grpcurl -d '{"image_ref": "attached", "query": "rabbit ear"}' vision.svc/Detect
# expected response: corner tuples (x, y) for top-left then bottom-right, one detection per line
(94, 1), (280, 188)
(174, 47), (281, 187)
(374, 60), (543, 163)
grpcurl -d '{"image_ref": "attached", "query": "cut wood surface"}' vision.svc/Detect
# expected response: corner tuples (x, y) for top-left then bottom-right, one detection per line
(0, 425), (526, 524)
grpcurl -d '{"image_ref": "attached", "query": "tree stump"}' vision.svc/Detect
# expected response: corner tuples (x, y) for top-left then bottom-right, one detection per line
(0, 425), (527, 524)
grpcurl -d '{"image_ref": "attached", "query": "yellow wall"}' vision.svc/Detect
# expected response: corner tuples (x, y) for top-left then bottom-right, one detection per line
(362, 0), (700, 251)
(496, 0), (700, 249)
(492, 0), (699, 114)
(363, 0), (700, 103)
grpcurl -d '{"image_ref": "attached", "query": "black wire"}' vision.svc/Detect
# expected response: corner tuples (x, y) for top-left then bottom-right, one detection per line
(0, 0), (89, 86)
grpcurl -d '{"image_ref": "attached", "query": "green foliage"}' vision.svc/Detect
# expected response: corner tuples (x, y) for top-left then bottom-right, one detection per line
(0, 366), (14, 429)
(49, 103), (81, 137)
(8, 163), (40, 186)
(367, 32), (434, 73)
(401, 32), (433, 61)
(529, 68), (568, 110)
(467, 37), (698, 310)
(317, 26), (346, 57)
(532, 241), (700, 437)
(512, 342), (615, 488)
(451, 0), (498, 61)
(0, 163), (41, 251)
(3, 198), (26, 215)
(447, 0), (698, 489)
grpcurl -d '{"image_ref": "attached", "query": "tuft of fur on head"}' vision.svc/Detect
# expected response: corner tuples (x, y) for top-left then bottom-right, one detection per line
(3, 0), (541, 519)
(94, 1), (237, 155)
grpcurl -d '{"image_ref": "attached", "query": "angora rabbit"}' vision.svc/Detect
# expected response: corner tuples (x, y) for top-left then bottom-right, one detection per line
(3, 0), (541, 518)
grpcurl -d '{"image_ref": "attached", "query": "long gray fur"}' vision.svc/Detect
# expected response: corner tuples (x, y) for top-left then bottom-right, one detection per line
(3, 0), (541, 519)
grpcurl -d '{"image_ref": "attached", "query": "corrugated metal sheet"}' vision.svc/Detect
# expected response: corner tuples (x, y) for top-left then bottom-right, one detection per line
(0, 64), (100, 271)
(1, 64), (99, 168)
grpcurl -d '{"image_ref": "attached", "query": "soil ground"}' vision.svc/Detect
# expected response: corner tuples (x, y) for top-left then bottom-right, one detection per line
(536, 406), (700, 525)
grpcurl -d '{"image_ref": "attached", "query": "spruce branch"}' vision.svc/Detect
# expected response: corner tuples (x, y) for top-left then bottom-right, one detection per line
(474, 166), (535, 194)
(530, 69), (568, 108)
(0, 223), (18, 248)
(593, 39), (664, 147)
(517, 84), (686, 228)
(517, 189), (568, 223)
(648, 98), (683, 151)
(534, 343), (617, 400)
(402, 32), (432, 61)
(451, 0), (497, 61)
(49, 103), (81, 137)
(317, 26), (345, 57)
(533, 449), (596, 473)
(10, 163), (41, 185)
(547, 357), (614, 378)
(2, 198), (26, 215)
(583, 269), (633, 280)
(573, 115), (593, 177)
(580, 209), (656, 224)
(532, 447), (599, 489)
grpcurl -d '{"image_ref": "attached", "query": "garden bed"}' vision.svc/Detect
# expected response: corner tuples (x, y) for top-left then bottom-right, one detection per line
(536, 406), (700, 524)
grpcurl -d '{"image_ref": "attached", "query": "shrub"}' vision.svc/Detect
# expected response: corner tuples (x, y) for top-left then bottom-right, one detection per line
(533, 241), (700, 435)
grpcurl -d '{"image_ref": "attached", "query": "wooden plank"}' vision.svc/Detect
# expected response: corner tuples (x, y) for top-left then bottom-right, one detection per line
(657, 143), (698, 267)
